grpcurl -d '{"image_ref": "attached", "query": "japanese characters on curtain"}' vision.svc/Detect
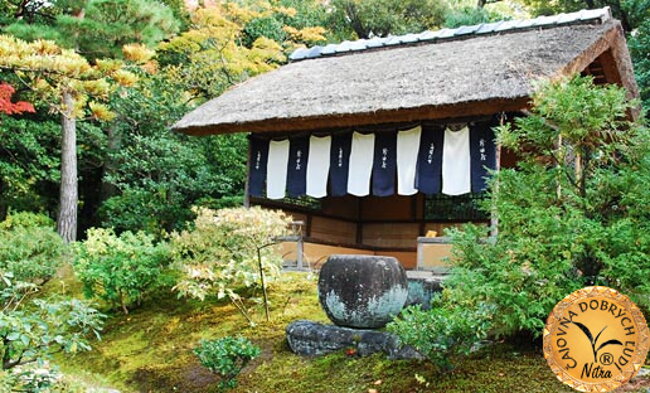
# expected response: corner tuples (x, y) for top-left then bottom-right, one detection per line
(248, 121), (497, 200)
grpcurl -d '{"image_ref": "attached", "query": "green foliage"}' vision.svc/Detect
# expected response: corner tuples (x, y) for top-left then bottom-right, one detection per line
(61, 0), (179, 60)
(99, 71), (248, 234)
(519, 0), (643, 31)
(194, 336), (261, 391)
(5, 0), (179, 61)
(327, 0), (448, 39)
(0, 115), (61, 215)
(389, 301), (494, 370)
(0, 212), (65, 284)
(443, 5), (511, 28)
(172, 207), (291, 323)
(390, 76), (649, 368)
(74, 228), (170, 314)
(0, 271), (104, 390)
(629, 11), (650, 110)
(155, 5), (288, 100)
(0, 211), (55, 229)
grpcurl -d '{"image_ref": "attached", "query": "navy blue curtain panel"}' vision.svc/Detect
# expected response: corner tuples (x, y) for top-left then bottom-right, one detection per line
(248, 136), (269, 197)
(286, 136), (309, 197)
(415, 125), (444, 195)
(372, 131), (397, 197)
(329, 132), (353, 197)
(470, 122), (497, 193)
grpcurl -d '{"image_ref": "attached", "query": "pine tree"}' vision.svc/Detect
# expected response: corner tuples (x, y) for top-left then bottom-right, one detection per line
(0, 35), (143, 241)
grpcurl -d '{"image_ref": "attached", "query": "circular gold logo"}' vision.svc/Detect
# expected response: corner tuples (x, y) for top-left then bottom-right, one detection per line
(543, 286), (650, 392)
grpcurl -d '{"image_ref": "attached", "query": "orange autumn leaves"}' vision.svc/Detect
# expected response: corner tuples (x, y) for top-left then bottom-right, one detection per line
(0, 83), (34, 115)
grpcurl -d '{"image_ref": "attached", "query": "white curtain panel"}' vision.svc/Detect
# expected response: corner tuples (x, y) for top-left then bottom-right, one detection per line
(396, 126), (422, 195)
(442, 126), (471, 196)
(306, 135), (332, 198)
(266, 139), (290, 199)
(347, 131), (375, 196)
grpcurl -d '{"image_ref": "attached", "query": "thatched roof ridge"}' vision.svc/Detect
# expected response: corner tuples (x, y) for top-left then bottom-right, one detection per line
(173, 15), (634, 136)
(289, 7), (611, 62)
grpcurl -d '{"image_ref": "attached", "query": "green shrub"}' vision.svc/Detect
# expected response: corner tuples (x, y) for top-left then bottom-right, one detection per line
(0, 271), (104, 389)
(172, 206), (291, 324)
(0, 212), (65, 284)
(389, 76), (650, 368)
(193, 337), (261, 391)
(99, 189), (196, 236)
(0, 211), (55, 229)
(74, 228), (170, 314)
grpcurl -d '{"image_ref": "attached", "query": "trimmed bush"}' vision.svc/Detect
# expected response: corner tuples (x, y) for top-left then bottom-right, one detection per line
(194, 337), (260, 391)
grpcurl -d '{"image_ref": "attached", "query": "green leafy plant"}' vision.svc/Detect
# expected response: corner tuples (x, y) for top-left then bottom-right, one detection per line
(172, 206), (291, 325)
(0, 212), (65, 285)
(193, 336), (261, 392)
(0, 271), (104, 390)
(74, 228), (170, 314)
(390, 76), (650, 369)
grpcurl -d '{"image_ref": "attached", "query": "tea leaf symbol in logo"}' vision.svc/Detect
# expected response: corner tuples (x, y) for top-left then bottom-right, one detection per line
(572, 321), (623, 363)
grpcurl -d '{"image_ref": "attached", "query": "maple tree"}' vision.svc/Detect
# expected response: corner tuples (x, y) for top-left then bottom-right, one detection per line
(0, 83), (34, 115)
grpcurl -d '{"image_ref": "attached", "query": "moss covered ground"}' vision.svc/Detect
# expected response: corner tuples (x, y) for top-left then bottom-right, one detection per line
(44, 270), (649, 393)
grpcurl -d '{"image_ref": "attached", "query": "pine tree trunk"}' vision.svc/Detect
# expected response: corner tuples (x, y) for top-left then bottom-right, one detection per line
(57, 90), (78, 243)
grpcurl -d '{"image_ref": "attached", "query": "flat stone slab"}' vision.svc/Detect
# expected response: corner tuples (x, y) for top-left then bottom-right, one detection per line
(286, 320), (425, 360)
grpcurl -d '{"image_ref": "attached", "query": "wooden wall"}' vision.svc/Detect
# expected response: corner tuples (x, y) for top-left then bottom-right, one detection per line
(261, 199), (475, 251)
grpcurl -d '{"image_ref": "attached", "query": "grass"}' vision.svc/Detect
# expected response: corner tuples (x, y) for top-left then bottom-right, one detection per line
(44, 270), (649, 393)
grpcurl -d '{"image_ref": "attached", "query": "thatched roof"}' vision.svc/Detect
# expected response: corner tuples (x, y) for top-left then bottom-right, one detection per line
(173, 8), (636, 136)
(288, 8), (610, 61)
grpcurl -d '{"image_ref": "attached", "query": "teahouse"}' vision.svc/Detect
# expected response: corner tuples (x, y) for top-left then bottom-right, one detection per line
(173, 7), (638, 270)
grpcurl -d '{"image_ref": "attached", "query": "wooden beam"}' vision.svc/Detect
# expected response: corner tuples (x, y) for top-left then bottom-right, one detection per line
(179, 97), (531, 136)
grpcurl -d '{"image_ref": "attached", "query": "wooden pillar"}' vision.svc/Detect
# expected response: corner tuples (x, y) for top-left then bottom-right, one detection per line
(243, 136), (251, 208)
(296, 237), (304, 270)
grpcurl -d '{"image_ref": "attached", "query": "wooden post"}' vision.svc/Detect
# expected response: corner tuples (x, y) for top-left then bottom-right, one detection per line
(243, 135), (251, 208)
(297, 236), (304, 270)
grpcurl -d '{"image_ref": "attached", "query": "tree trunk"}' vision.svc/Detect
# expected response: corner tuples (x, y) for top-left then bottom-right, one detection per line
(345, 3), (368, 39)
(57, 90), (78, 243)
